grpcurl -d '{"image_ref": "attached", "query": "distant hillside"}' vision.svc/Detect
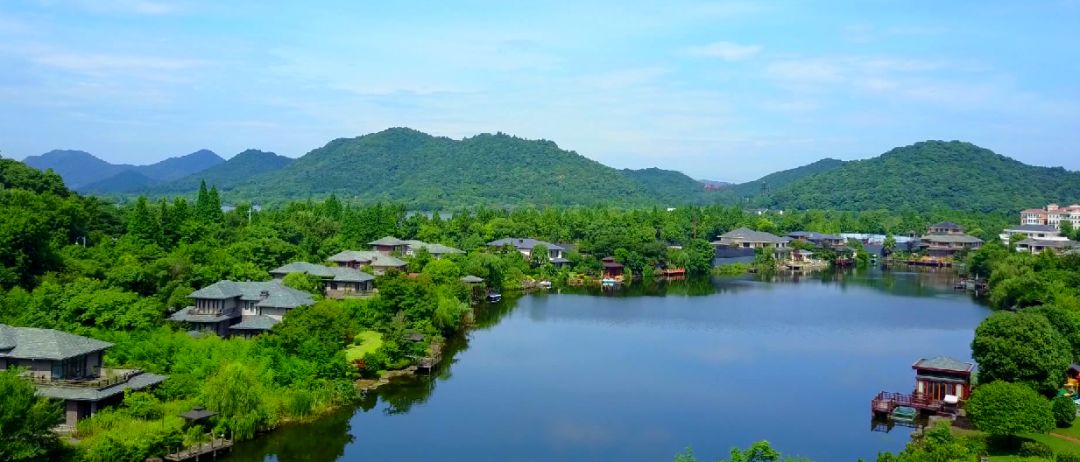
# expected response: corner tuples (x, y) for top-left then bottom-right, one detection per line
(764, 141), (1080, 212)
(156, 149), (293, 193)
(620, 167), (716, 204)
(80, 170), (159, 194)
(21, 149), (224, 192)
(0, 157), (70, 196)
(723, 158), (846, 201)
(22, 150), (129, 189)
(136, 149), (224, 182)
(225, 128), (660, 207)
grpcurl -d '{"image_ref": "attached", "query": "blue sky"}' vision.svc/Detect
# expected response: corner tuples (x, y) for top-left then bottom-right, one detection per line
(1, 1), (1078, 182)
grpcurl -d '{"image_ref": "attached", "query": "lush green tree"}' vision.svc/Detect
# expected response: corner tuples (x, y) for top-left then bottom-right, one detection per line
(972, 311), (1070, 395)
(1062, 220), (1076, 241)
(530, 244), (549, 268)
(875, 421), (979, 462)
(1053, 394), (1077, 428)
(201, 362), (270, 440)
(0, 369), (63, 461)
(966, 381), (1053, 437)
(281, 272), (322, 295)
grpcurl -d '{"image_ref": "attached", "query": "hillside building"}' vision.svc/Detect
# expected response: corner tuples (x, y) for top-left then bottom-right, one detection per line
(1020, 204), (1080, 229)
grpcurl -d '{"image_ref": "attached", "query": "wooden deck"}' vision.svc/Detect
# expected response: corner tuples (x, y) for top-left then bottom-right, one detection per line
(164, 438), (233, 461)
(871, 391), (943, 415)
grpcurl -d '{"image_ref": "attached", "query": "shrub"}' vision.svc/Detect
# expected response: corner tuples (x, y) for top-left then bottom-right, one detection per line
(1017, 440), (1052, 458)
(1052, 395), (1077, 427)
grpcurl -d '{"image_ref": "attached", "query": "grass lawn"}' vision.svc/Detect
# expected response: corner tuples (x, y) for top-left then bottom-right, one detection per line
(345, 330), (383, 362)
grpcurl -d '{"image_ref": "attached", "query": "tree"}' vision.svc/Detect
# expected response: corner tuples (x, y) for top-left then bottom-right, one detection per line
(1053, 394), (1076, 428)
(1062, 220), (1076, 241)
(127, 196), (161, 244)
(0, 369), (63, 461)
(202, 362), (269, 440)
(876, 421), (978, 462)
(971, 310), (1070, 395)
(883, 233), (897, 256)
(966, 381), (1053, 437)
(530, 244), (549, 268)
(281, 272), (322, 295)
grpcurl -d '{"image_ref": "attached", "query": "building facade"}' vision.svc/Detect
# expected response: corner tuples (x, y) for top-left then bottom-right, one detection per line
(1020, 204), (1080, 229)
(169, 281), (314, 337)
(0, 324), (167, 427)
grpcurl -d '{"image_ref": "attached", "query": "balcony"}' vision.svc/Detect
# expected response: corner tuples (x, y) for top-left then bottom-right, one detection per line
(23, 368), (144, 390)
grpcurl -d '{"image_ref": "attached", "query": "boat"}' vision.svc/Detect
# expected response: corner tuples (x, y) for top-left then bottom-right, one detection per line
(601, 278), (619, 286)
(538, 281), (552, 289)
(486, 292), (502, 302)
(891, 406), (917, 422)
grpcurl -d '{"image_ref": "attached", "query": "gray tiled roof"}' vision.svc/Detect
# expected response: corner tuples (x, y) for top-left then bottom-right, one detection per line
(0, 324), (112, 360)
(270, 262), (374, 282)
(718, 227), (789, 244)
(230, 316), (280, 331)
(369, 236), (408, 246)
(913, 356), (974, 373)
(410, 242), (465, 255)
(460, 275), (484, 283)
(487, 238), (564, 251)
(36, 372), (167, 401)
(1004, 224), (1059, 233)
(187, 281), (314, 309)
(930, 222), (963, 230)
(327, 251), (407, 268)
(169, 307), (238, 323)
(788, 231), (842, 241)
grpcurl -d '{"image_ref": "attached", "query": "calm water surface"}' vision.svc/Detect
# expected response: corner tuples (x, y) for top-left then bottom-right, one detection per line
(231, 269), (988, 462)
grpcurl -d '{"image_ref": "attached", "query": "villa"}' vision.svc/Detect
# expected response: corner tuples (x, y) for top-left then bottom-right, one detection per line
(998, 224), (1066, 245)
(269, 262), (374, 297)
(712, 227), (791, 259)
(328, 250), (408, 275)
(169, 281), (314, 337)
(0, 324), (167, 427)
(368, 236), (464, 258)
(487, 238), (569, 264)
(919, 222), (983, 258)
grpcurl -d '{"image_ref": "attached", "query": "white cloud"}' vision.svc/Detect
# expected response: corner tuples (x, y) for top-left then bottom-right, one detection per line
(684, 41), (762, 61)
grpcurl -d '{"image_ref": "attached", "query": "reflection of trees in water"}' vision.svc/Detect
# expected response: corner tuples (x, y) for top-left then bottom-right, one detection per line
(771, 266), (969, 299)
(228, 404), (355, 462)
(369, 330), (471, 415)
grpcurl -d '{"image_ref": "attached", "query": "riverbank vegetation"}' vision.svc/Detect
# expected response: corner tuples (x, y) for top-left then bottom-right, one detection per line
(0, 158), (1044, 461)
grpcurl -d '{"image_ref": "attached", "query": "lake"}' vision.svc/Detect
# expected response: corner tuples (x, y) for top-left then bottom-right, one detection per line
(230, 269), (989, 462)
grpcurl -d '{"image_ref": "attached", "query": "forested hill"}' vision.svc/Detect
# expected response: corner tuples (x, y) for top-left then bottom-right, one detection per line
(619, 167), (716, 204)
(226, 128), (714, 207)
(721, 158), (846, 201)
(761, 141), (1080, 212)
(154, 149), (294, 194)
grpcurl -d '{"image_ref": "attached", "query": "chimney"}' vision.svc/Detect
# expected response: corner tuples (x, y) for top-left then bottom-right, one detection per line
(259, 290), (270, 301)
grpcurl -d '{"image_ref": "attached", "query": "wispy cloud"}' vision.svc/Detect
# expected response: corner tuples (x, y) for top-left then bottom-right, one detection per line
(684, 41), (762, 61)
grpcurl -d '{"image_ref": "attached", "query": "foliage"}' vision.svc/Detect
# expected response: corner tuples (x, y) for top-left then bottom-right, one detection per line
(674, 441), (810, 462)
(966, 381), (1054, 437)
(762, 140), (1080, 212)
(971, 311), (1070, 395)
(0, 369), (63, 461)
(875, 422), (981, 462)
(281, 271), (322, 294)
(1052, 395), (1077, 428)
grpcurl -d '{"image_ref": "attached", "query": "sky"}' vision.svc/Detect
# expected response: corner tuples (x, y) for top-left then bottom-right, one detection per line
(1, 1), (1079, 182)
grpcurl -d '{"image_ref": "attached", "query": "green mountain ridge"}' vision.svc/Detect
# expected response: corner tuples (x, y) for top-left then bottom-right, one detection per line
(154, 149), (294, 194)
(762, 140), (1080, 212)
(225, 128), (706, 207)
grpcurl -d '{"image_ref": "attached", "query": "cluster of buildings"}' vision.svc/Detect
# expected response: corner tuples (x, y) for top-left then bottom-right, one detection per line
(1020, 203), (1080, 229)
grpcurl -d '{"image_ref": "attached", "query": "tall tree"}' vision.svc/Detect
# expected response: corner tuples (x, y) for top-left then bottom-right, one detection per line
(127, 196), (161, 244)
(0, 369), (63, 461)
(972, 311), (1070, 394)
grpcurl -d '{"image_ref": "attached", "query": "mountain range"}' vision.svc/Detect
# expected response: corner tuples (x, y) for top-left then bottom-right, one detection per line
(17, 128), (1080, 211)
(23, 149), (226, 192)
